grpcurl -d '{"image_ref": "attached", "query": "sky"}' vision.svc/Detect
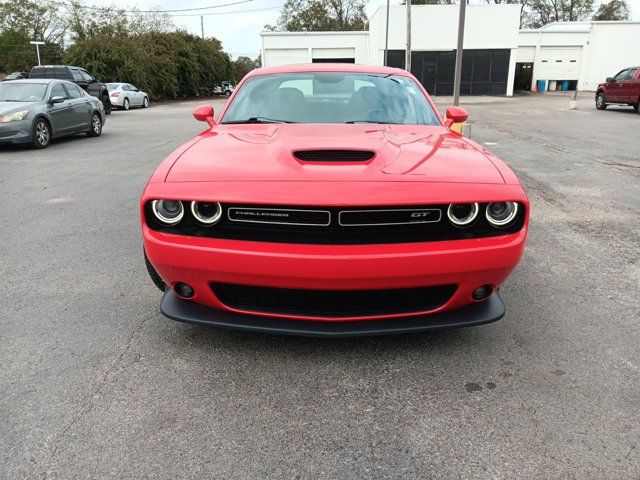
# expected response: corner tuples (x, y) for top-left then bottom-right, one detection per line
(99, 0), (639, 59)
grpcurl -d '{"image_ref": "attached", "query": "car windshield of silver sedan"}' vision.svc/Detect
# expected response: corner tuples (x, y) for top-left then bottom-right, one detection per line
(221, 72), (440, 125)
(0, 83), (47, 102)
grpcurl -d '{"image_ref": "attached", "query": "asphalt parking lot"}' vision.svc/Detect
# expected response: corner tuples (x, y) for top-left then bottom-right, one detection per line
(2, 93), (639, 479)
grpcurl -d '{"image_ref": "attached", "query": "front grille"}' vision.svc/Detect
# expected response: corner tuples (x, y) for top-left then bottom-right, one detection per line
(145, 203), (526, 245)
(211, 283), (457, 318)
(293, 150), (375, 162)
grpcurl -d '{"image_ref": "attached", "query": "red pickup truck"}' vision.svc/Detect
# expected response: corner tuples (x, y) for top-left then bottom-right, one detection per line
(596, 66), (640, 112)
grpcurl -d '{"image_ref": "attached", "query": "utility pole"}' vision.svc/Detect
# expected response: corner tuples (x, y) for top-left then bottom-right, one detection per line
(452, 0), (467, 106)
(384, 0), (390, 66)
(201, 16), (204, 39)
(406, 0), (411, 72)
(30, 41), (45, 66)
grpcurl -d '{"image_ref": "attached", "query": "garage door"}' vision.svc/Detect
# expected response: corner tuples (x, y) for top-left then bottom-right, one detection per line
(516, 46), (535, 63)
(312, 48), (356, 61)
(536, 47), (582, 79)
(264, 48), (308, 66)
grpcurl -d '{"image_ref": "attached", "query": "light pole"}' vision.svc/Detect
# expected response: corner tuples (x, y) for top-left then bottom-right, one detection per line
(30, 41), (45, 66)
(452, 0), (467, 106)
(406, 0), (411, 72)
(384, 0), (390, 66)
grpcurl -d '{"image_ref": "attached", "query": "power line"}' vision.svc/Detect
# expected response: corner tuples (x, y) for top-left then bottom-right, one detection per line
(54, 0), (256, 14)
(172, 5), (280, 17)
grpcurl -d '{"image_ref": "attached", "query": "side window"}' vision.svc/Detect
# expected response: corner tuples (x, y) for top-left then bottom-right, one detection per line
(80, 70), (94, 82)
(70, 69), (83, 82)
(64, 84), (83, 99)
(49, 83), (68, 100)
(128, 84), (137, 91)
(613, 69), (628, 82)
(53, 67), (68, 79)
(625, 68), (638, 80)
(122, 84), (131, 91)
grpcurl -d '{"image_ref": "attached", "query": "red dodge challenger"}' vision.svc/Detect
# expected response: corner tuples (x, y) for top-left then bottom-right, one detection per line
(140, 64), (529, 336)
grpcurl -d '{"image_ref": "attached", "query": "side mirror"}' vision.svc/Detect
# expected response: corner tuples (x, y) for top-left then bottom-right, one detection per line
(193, 105), (216, 127)
(606, 77), (614, 83)
(444, 106), (468, 129)
(50, 96), (65, 104)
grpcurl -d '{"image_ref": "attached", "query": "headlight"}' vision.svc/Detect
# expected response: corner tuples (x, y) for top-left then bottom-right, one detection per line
(0, 110), (29, 123)
(191, 201), (222, 225)
(447, 203), (479, 227)
(151, 200), (184, 225)
(486, 202), (518, 227)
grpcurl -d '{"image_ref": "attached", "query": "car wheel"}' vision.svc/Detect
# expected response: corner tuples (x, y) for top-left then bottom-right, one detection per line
(634, 102), (639, 113)
(225, 90), (232, 97)
(87, 112), (103, 137)
(142, 97), (149, 108)
(144, 250), (166, 291)
(596, 93), (607, 110)
(101, 95), (112, 115)
(32, 118), (51, 149)
(123, 98), (130, 111)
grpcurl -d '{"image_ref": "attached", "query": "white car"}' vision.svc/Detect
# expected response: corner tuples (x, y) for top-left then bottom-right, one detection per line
(214, 82), (235, 96)
(106, 83), (149, 110)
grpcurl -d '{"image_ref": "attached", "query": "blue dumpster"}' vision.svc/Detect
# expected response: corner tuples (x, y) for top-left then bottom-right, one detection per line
(536, 80), (547, 92)
(561, 80), (569, 91)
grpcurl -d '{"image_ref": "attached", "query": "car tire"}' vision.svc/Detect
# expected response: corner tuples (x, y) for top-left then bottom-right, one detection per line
(87, 112), (103, 137)
(102, 94), (112, 115)
(123, 98), (130, 111)
(596, 93), (607, 110)
(225, 90), (232, 97)
(634, 102), (639, 113)
(32, 118), (51, 149)
(144, 250), (166, 291)
(142, 96), (149, 108)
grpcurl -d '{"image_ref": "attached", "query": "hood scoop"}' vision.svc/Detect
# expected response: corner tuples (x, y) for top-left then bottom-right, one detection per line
(293, 150), (375, 163)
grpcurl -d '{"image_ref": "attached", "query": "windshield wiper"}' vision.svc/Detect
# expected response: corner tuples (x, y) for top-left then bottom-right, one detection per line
(222, 117), (296, 124)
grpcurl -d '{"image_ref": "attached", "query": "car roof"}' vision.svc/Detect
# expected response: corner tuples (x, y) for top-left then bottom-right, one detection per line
(3, 79), (72, 85)
(247, 63), (410, 78)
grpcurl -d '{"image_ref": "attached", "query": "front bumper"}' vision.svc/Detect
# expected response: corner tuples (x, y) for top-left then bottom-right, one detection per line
(161, 288), (505, 337)
(144, 225), (526, 322)
(0, 119), (32, 144)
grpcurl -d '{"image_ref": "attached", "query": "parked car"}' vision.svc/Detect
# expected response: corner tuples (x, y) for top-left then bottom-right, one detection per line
(140, 64), (529, 336)
(2, 72), (30, 81)
(29, 65), (112, 114)
(213, 82), (234, 96)
(0, 79), (105, 149)
(596, 66), (640, 112)
(106, 83), (149, 110)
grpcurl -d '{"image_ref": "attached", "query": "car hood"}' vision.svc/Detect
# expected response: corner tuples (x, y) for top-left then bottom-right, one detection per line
(166, 124), (505, 184)
(0, 101), (36, 115)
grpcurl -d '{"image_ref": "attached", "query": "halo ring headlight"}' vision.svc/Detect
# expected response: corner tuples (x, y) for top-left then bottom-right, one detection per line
(190, 201), (222, 225)
(447, 202), (479, 227)
(486, 202), (519, 227)
(151, 199), (184, 225)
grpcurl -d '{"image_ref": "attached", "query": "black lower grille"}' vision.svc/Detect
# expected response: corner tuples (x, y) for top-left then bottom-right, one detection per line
(211, 283), (457, 318)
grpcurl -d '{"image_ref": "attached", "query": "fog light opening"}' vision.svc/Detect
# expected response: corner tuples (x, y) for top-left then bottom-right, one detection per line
(472, 285), (493, 301)
(174, 282), (195, 299)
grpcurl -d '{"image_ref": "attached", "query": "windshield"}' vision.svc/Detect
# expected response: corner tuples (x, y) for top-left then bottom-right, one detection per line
(106, 83), (119, 91)
(222, 72), (440, 125)
(0, 83), (47, 102)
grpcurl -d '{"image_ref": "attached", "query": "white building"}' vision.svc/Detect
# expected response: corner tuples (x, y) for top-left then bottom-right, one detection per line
(261, 5), (640, 96)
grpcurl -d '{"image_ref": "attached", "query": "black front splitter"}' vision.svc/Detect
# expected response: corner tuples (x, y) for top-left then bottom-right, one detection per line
(159, 289), (505, 337)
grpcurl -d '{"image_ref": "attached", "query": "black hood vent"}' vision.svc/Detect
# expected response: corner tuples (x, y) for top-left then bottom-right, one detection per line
(293, 150), (375, 162)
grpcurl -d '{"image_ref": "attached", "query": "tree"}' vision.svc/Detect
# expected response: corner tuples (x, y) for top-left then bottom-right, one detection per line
(523, 0), (595, 28)
(267, 0), (368, 31)
(233, 56), (259, 84)
(592, 0), (629, 20)
(0, 0), (67, 45)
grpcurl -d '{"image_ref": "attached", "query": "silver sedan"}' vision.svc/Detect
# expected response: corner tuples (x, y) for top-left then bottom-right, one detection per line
(0, 79), (105, 149)
(106, 83), (149, 110)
